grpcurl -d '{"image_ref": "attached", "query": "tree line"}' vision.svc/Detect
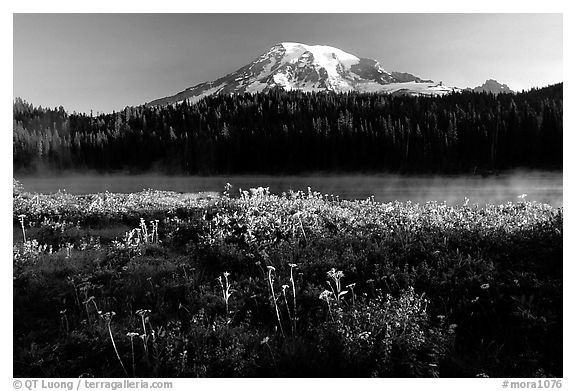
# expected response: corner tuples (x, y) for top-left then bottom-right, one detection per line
(13, 84), (562, 175)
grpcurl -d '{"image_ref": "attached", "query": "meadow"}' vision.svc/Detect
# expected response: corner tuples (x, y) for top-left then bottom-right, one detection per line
(13, 180), (562, 377)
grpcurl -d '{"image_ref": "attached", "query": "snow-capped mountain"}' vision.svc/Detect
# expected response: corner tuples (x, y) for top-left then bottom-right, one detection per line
(147, 42), (459, 106)
(470, 79), (513, 94)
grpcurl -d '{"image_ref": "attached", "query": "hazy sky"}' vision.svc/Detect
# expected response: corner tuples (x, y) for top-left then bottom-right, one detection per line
(13, 13), (562, 114)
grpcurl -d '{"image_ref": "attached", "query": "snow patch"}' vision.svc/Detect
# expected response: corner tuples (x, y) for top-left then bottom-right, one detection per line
(244, 81), (269, 94)
(273, 73), (292, 90)
(357, 81), (459, 96)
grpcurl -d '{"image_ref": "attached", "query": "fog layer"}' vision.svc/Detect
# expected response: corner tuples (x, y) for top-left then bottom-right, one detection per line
(17, 170), (562, 207)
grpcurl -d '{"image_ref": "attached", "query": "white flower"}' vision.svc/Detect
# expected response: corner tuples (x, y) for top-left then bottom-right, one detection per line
(319, 290), (333, 301)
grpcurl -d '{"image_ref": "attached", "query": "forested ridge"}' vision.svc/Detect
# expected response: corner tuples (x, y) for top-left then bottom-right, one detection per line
(13, 84), (562, 174)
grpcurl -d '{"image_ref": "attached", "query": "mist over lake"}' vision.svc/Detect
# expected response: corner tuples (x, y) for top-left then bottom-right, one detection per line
(17, 170), (562, 207)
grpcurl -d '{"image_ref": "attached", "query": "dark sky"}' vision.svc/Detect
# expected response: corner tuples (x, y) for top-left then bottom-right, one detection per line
(13, 13), (562, 113)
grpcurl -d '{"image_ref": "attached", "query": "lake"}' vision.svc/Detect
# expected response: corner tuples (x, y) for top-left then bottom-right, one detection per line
(16, 170), (563, 207)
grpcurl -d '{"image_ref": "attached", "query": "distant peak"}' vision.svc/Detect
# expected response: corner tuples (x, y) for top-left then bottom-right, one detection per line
(472, 79), (513, 94)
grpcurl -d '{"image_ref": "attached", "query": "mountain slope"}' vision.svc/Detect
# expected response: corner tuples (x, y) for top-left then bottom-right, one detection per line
(147, 42), (458, 106)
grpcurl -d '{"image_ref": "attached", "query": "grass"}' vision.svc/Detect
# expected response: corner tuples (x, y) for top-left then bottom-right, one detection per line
(13, 184), (562, 377)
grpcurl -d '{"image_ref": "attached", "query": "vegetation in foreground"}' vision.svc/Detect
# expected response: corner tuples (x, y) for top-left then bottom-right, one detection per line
(13, 181), (562, 377)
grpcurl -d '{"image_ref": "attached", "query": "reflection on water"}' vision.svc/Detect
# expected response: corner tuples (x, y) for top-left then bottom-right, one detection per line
(17, 170), (563, 207)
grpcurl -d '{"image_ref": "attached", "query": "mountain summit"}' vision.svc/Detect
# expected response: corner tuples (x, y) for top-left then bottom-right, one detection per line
(147, 42), (458, 106)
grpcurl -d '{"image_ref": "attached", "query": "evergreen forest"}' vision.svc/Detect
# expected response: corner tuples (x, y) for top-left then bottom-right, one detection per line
(13, 84), (562, 175)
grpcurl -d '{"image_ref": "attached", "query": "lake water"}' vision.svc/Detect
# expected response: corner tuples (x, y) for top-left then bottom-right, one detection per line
(16, 170), (563, 207)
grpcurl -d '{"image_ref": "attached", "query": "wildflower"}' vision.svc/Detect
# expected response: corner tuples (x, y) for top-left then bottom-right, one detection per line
(266, 264), (284, 336)
(288, 263), (298, 333)
(327, 268), (344, 280)
(480, 283), (490, 290)
(218, 272), (233, 315)
(325, 268), (347, 304)
(136, 309), (151, 317)
(260, 336), (270, 345)
(101, 311), (116, 322)
(319, 290), (333, 301)
(18, 214), (27, 242)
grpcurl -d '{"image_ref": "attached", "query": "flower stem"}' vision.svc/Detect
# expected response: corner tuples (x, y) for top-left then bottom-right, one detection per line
(108, 323), (128, 377)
